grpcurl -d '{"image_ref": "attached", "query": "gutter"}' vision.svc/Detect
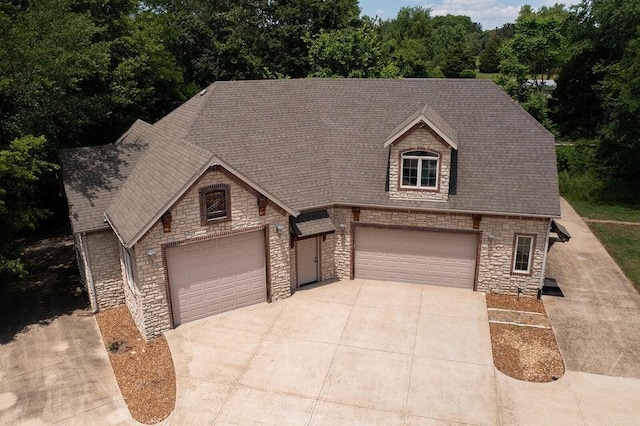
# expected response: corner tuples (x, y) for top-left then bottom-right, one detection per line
(78, 233), (99, 313)
(538, 218), (553, 298)
(298, 201), (561, 220)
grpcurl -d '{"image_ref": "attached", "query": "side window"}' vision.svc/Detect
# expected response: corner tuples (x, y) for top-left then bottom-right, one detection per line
(121, 245), (135, 291)
(512, 235), (534, 273)
(200, 184), (230, 225)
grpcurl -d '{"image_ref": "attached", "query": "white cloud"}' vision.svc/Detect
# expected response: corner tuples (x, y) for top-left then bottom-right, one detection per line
(375, 8), (388, 17)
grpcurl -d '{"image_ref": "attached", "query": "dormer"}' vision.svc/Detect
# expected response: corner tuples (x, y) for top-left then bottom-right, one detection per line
(384, 104), (458, 202)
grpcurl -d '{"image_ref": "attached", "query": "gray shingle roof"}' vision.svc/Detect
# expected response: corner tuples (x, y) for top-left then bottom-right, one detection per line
(62, 120), (151, 234)
(63, 78), (560, 246)
(290, 210), (336, 237)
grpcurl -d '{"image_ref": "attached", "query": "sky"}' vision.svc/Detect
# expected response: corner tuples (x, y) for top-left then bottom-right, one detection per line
(359, 0), (581, 30)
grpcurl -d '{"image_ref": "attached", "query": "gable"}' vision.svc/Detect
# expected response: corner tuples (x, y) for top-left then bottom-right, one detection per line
(383, 103), (459, 150)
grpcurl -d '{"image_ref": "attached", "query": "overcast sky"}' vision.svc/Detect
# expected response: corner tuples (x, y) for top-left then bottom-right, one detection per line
(359, 0), (581, 30)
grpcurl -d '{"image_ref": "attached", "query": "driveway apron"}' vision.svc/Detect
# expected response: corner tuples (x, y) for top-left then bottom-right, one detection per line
(164, 279), (498, 425)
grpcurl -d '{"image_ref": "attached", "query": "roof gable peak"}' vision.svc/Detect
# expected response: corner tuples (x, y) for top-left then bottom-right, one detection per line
(383, 103), (459, 150)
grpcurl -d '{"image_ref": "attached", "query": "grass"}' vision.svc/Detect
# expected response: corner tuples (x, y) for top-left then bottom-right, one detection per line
(567, 198), (640, 222)
(588, 223), (640, 291)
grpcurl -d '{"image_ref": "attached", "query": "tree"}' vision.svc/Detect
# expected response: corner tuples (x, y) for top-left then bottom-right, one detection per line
(441, 42), (475, 78)
(306, 19), (400, 78)
(478, 33), (502, 73)
(0, 0), (110, 148)
(551, 0), (640, 193)
(509, 4), (569, 82)
(0, 136), (57, 282)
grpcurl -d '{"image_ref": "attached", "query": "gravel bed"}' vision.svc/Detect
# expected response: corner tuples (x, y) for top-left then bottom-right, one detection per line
(95, 306), (175, 424)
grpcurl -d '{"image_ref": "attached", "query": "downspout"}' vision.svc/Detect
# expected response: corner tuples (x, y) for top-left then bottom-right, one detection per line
(78, 233), (99, 313)
(537, 219), (552, 299)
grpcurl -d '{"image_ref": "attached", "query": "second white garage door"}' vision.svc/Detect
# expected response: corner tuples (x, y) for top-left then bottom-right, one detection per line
(166, 230), (266, 325)
(354, 226), (478, 289)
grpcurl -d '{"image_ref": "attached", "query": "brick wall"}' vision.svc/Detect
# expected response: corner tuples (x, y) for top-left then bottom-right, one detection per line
(327, 206), (549, 296)
(131, 168), (291, 339)
(388, 126), (452, 201)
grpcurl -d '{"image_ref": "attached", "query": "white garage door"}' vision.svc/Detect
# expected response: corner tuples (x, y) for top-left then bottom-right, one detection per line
(355, 227), (478, 289)
(166, 230), (266, 325)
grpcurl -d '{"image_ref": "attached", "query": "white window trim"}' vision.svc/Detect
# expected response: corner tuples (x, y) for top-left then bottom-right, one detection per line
(512, 235), (534, 273)
(121, 245), (136, 291)
(400, 152), (439, 189)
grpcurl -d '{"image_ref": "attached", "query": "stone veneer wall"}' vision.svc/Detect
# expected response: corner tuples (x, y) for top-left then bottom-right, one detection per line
(328, 206), (549, 296)
(388, 126), (452, 201)
(320, 234), (337, 281)
(131, 168), (291, 339)
(81, 230), (125, 309)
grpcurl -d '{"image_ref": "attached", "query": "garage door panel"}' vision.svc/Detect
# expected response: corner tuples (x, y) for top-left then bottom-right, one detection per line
(355, 227), (477, 289)
(167, 230), (267, 325)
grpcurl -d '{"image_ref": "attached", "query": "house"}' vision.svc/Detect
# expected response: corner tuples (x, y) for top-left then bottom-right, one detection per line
(62, 79), (560, 339)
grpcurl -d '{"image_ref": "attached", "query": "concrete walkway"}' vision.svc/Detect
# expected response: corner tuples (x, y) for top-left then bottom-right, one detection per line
(545, 198), (640, 378)
(0, 312), (133, 425)
(165, 280), (498, 425)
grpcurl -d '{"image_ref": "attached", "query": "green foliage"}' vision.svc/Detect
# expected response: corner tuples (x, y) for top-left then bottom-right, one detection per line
(0, 0), (111, 146)
(510, 4), (569, 80)
(0, 136), (57, 280)
(306, 20), (400, 78)
(442, 42), (476, 78)
(379, 7), (482, 78)
(552, 0), (640, 191)
(478, 33), (502, 73)
(459, 69), (476, 78)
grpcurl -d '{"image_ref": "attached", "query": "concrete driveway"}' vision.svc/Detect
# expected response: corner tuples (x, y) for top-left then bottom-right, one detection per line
(494, 197), (640, 426)
(165, 279), (498, 425)
(545, 198), (640, 377)
(0, 312), (132, 425)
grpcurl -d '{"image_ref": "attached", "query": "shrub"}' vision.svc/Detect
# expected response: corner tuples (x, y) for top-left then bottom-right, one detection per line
(460, 69), (476, 78)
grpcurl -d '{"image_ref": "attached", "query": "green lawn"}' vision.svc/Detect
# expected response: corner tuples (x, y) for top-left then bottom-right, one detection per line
(588, 223), (640, 291)
(567, 198), (640, 223)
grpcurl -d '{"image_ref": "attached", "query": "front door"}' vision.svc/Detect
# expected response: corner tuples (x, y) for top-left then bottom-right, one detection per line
(297, 237), (318, 286)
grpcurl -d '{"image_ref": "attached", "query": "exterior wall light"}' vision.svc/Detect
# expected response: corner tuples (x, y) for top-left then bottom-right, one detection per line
(146, 249), (156, 257)
(487, 233), (495, 241)
(275, 224), (285, 233)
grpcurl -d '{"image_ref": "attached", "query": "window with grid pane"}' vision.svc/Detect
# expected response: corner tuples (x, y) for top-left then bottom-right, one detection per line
(513, 235), (533, 273)
(401, 151), (439, 189)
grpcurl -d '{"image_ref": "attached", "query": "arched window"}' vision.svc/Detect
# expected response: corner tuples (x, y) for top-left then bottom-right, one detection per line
(401, 151), (439, 189)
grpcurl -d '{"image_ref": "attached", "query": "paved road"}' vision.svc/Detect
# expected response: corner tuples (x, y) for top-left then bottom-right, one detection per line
(545, 198), (640, 378)
(0, 311), (133, 425)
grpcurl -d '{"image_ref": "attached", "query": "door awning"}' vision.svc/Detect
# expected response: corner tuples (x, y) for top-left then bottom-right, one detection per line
(290, 210), (336, 238)
(551, 219), (571, 242)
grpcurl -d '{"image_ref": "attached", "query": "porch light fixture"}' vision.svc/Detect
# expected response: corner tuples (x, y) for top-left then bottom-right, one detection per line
(339, 223), (346, 233)
(146, 249), (156, 257)
(487, 233), (495, 241)
(275, 224), (285, 233)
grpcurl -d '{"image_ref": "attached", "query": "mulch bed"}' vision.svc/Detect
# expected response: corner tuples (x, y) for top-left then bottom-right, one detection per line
(486, 293), (546, 313)
(95, 306), (175, 424)
(486, 294), (564, 382)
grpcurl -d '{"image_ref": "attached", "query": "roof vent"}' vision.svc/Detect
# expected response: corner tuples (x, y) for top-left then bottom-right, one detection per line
(199, 89), (207, 96)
